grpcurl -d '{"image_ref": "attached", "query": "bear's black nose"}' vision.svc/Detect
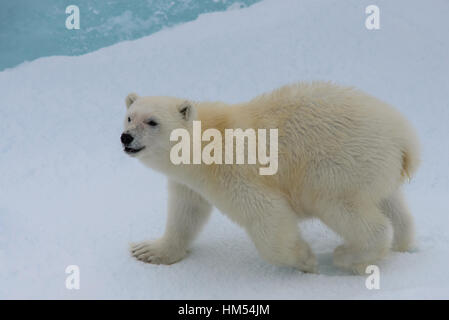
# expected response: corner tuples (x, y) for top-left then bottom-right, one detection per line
(121, 133), (134, 146)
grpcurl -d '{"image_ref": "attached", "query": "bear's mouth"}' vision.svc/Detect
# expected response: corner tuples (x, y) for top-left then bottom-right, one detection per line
(124, 146), (145, 154)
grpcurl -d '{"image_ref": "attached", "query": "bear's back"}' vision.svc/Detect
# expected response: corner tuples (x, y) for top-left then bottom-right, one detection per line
(246, 82), (418, 203)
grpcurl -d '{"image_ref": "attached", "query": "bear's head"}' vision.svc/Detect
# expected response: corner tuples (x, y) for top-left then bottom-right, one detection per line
(121, 93), (196, 169)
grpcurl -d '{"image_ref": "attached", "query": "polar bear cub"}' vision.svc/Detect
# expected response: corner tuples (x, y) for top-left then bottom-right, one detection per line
(122, 82), (420, 274)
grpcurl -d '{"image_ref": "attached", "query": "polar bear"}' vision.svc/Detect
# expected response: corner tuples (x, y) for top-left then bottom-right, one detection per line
(122, 82), (420, 274)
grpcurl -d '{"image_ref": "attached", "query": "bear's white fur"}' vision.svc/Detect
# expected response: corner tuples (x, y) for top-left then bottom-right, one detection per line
(123, 82), (420, 274)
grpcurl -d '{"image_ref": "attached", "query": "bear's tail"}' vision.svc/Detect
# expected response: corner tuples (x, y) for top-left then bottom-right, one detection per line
(401, 131), (420, 182)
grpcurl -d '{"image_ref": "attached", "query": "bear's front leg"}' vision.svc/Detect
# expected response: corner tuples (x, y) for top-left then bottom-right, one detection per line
(245, 205), (317, 273)
(130, 180), (212, 264)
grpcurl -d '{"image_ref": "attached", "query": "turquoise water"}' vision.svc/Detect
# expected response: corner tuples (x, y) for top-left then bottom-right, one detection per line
(0, 0), (260, 71)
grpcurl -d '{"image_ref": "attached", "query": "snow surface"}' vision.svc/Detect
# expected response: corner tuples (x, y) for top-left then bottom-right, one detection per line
(1, 0), (448, 299)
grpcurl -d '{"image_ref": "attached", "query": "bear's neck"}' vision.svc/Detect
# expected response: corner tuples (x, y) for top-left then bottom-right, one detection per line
(195, 101), (235, 133)
(165, 101), (241, 196)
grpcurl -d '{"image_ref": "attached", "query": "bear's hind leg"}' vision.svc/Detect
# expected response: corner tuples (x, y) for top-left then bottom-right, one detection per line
(379, 189), (415, 252)
(318, 200), (393, 274)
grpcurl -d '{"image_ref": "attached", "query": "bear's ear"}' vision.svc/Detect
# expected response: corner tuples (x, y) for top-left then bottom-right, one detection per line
(125, 93), (139, 109)
(178, 100), (195, 120)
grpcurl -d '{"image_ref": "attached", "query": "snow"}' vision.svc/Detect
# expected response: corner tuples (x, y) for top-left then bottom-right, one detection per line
(1, 0), (448, 299)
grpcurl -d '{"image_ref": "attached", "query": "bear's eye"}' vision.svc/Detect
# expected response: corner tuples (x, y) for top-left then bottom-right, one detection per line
(127, 117), (131, 123)
(146, 119), (158, 127)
